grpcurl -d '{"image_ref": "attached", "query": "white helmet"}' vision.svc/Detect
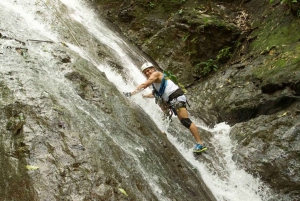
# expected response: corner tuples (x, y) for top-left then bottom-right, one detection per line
(141, 62), (154, 72)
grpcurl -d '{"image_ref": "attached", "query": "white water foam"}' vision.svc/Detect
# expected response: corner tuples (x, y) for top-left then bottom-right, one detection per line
(167, 122), (273, 201)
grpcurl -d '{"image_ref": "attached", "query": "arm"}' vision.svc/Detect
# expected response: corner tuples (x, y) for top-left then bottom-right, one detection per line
(142, 93), (154, 98)
(130, 72), (161, 96)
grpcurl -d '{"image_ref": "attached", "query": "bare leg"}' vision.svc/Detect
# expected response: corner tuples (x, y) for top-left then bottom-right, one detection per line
(189, 123), (203, 144)
(176, 108), (204, 144)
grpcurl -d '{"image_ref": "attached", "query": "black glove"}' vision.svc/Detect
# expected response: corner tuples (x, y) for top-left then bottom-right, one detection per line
(123, 92), (132, 97)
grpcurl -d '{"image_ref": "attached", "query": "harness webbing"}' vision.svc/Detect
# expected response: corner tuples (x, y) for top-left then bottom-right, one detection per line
(153, 74), (167, 97)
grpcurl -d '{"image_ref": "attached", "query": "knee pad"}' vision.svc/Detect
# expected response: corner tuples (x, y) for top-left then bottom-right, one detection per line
(180, 118), (192, 128)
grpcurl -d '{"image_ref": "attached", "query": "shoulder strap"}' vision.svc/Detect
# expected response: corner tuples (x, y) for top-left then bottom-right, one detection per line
(152, 74), (167, 97)
(158, 74), (167, 96)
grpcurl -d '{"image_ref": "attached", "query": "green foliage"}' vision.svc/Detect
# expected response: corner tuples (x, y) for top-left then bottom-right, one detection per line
(182, 34), (189, 42)
(163, 70), (187, 93)
(216, 47), (232, 63)
(190, 37), (198, 43)
(164, 70), (178, 84)
(148, 2), (155, 8)
(192, 46), (231, 77)
(194, 59), (218, 76)
(178, 8), (183, 14)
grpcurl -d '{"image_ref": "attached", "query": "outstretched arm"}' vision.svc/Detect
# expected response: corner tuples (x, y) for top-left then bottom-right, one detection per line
(142, 93), (154, 98)
(125, 72), (160, 97)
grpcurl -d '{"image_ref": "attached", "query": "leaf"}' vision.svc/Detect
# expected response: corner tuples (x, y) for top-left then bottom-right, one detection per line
(178, 83), (187, 93)
(278, 112), (287, 117)
(118, 188), (128, 196)
(163, 70), (170, 77)
(26, 165), (39, 170)
(170, 75), (178, 84)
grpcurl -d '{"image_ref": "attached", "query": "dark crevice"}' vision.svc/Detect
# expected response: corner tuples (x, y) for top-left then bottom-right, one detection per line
(257, 96), (298, 115)
(261, 81), (300, 96)
(261, 83), (288, 94)
(222, 96), (300, 125)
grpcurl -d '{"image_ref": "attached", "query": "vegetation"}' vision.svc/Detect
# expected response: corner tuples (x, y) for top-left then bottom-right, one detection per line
(193, 46), (232, 76)
(194, 59), (218, 76)
(216, 47), (232, 63)
(163, 70), (187, 93)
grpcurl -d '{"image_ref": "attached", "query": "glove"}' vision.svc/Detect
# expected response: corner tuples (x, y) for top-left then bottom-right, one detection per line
(123, 92), (131, 97)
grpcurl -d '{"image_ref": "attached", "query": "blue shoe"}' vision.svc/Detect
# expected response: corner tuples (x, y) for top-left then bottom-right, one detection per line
(193, 143), (207, 153)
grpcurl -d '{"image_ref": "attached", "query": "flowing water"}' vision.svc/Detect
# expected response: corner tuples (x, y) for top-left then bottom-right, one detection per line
(0, 0), (276, 200)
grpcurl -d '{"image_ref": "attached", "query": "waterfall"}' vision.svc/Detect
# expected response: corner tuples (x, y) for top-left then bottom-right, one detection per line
(0, 0), (275, 200)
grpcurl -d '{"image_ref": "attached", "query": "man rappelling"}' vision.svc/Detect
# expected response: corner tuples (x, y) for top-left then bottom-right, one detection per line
(124, 62), (207, 153)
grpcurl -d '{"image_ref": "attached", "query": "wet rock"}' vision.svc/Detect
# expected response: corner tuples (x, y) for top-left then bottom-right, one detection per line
(70, 144), (85, 151)
(230, 106), (300, 198)
(0, 3), (215, 199)
(6, 113), (25, 135)
(60, 55), (71, 63)
(90, 0), (300, 199)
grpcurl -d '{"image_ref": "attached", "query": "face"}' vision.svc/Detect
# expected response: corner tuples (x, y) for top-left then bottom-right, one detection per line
(143, 67), (155, 78)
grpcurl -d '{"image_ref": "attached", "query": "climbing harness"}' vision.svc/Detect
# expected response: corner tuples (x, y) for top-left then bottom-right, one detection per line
(152, 74), (191, 120)
(152, 74), (174, 120)
(167, 88), (185, 116)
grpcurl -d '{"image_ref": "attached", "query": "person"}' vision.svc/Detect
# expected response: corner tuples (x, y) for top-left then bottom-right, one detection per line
(125, 62), (207, 153)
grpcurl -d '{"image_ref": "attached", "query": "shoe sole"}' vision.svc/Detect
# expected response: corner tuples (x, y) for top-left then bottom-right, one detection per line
(193, 147), (207, 153)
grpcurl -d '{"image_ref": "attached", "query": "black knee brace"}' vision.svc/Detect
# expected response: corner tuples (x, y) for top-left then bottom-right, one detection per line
(180, 118), (192, 128)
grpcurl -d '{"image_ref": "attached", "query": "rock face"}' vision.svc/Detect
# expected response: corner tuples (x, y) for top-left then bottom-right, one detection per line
(92, 0), (243, 86)
(0, 1), (216, 200)
(187, 1), (300, 198)
(93, 0), (300, 199)
(230, 109), (300, 199)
